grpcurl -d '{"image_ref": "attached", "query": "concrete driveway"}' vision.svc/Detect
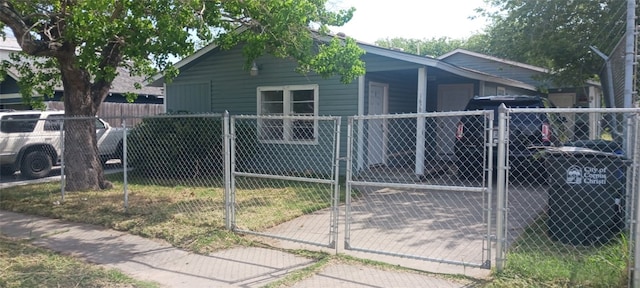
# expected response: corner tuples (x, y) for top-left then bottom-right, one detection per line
(251, 171), (548, 279)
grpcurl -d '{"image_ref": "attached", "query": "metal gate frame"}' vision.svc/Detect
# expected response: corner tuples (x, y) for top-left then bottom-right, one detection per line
(344, 111), (495, 269)
(226, 114), (342, 248)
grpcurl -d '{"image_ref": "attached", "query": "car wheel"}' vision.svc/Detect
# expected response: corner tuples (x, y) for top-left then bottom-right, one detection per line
(115, 142), (124, 165)
(0, 165), (15, 176)
(21, 151), (52, 179)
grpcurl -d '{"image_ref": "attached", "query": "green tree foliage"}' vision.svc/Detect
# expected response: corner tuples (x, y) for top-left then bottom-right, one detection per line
(374, 34), (492, 58)
(476, 0), (628, 86)
(0, 0), (365, 191)
(375, 37), (466, 57)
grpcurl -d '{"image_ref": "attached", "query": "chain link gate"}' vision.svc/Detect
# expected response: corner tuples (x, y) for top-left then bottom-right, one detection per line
(228, 115), (342, 248)
(345, 111), (495, 269)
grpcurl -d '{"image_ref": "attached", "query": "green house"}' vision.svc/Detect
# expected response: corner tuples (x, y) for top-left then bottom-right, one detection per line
(149, 37), (600, 176)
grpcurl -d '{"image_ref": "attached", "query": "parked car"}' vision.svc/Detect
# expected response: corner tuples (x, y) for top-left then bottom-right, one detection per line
(0, 110), (124, 179)
(454, 95), (568, 181)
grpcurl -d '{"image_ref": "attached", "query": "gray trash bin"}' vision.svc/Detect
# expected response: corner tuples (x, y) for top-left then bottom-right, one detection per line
(546, 146), (627, 245)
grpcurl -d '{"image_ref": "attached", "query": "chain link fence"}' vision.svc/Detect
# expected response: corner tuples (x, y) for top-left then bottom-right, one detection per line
(120, 114), (226, 226)
(2, 108), (640, 281)
(495, 107), (639, 284)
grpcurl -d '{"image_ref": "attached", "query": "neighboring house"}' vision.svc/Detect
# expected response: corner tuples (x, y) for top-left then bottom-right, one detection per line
(438, 48), (603, 139)
(149, 35), (600, 175)
(0, 37), (164, 110)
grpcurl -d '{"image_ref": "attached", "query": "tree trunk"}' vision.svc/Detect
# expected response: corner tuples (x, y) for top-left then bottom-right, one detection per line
(60, 61), (112, 191)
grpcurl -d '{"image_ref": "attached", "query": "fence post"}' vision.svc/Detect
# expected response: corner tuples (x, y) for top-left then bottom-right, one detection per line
(485, 110), (494, 269)
(344, 116), (355, 250)
(495, 104), (508, 271)
(331, 117), (341, 251)
(632, 114), (640, 288)
(60, 118), (65, 201)
(122, 119), (128, 213)
(223, 111), (233, 230)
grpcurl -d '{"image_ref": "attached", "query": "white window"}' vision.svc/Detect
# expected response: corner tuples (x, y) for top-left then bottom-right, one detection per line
(257, 84), (319, 144)
(497, 86), (507, 95)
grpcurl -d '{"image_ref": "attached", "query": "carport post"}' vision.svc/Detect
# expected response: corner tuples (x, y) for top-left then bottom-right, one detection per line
(415, 67), (427, 176)
(495, 104), (508, 271)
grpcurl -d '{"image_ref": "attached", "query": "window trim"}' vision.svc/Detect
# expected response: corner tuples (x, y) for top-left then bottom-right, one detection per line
(256, 84), (319, 144)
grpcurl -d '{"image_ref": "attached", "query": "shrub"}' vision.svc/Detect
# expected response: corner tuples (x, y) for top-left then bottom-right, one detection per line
(127, 115), (253, 180)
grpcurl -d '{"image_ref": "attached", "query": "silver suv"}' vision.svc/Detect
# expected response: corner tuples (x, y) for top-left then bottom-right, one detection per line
(0, 110), (124, 179)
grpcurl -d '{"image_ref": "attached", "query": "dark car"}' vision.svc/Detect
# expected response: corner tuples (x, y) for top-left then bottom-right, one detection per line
(454, 95), (568, 181)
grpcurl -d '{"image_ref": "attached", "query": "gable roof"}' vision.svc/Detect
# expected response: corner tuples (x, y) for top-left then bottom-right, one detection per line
(438, 48), (600, 88)
(438, 48), (549, 73)
(148, 32), (536, 91)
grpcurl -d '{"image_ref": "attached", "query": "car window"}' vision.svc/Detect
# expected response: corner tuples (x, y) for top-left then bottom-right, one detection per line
(511, 113), (541, 124)
(95, 119), (106, 129)
(465, 100), (542, 124)
(1, 114), (40, 133)
(44, 114), (65, 131)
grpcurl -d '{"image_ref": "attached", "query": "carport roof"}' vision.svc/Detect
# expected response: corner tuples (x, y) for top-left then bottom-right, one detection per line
(357, 42), (536, 90)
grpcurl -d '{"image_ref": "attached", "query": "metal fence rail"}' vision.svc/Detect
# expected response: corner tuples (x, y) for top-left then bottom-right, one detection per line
(229, 115), (342, 248)
(345, 111), (494, 269)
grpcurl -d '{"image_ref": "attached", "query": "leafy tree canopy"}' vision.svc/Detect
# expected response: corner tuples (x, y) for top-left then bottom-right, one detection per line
(374, 1), (629, 88)
(0, 0), (365, 191)
(476, 0), (628, 86)
(374, 35), (491, 58)
(375, 37), (465, 57)
(0, 0), (365, 109)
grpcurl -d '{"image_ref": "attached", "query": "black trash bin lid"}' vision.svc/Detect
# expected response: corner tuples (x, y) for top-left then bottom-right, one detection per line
(544, 146), (624, 159)
(564, 139), (623, 154)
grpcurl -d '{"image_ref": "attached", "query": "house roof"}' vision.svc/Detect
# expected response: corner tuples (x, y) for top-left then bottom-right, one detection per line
(438, 48), (549, 73)
(147, 30), (536, 90)
(355, 42), (536, 90)
(438, 48), (600, 88)
(148, 31), (537, 91)
(0, 37), (163, 98)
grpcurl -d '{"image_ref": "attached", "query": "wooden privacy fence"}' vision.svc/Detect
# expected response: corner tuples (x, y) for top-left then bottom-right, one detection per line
(46, 101), (164, 127)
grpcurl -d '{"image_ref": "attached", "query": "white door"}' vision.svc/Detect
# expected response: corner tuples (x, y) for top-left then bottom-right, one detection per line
(436, 84), (474, 161)
(367, 82), (388, 166)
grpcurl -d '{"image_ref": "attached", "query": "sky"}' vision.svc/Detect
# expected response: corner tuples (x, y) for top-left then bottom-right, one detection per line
(329, 0), (491, 43)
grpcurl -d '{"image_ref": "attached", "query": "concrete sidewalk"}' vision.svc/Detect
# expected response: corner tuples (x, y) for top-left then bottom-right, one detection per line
(0, 210), (478, 287)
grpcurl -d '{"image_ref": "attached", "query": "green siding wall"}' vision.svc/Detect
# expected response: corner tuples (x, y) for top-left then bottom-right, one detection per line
(166, 45), (358, 175)
(168, 46), (358, 116)
(166, 82), (211, 113)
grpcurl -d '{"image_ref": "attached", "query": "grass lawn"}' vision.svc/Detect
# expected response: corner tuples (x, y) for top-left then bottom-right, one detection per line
(0, 235), (158, 288)
(488, 215), (629, 288)
(0, 173), (333, 254)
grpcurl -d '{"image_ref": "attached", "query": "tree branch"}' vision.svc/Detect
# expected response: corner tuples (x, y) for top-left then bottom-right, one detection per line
(0, 1), (60, 57)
